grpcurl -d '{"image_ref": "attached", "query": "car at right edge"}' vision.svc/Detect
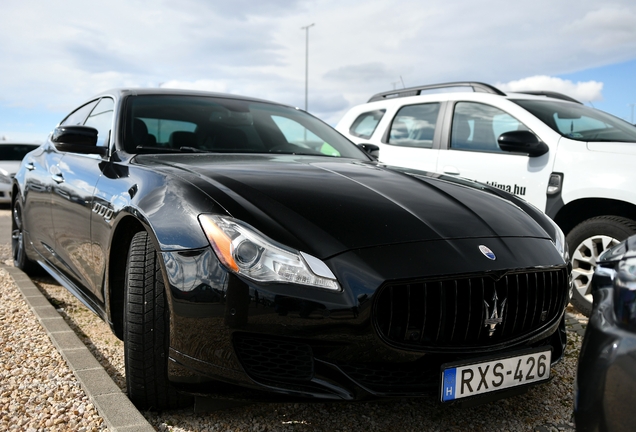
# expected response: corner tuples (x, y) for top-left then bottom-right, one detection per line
(575, 234), (636, 432)
(336, 82), (636, 317)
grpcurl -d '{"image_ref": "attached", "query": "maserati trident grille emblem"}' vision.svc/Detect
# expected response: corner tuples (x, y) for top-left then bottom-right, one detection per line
(479, 245), (496, 260)
(484, 291), (507, 337)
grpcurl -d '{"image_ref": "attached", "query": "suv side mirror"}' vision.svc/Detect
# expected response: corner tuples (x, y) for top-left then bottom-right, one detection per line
(498, 130), (548, 157)
(51, 126), (107, 156)
(357, 143), (380, 159)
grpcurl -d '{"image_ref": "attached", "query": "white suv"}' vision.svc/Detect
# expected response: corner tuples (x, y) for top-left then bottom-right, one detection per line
(336, 82), (636, 317)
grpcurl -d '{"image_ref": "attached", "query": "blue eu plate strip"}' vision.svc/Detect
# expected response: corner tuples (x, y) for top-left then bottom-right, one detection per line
(442, 368), (456, 401)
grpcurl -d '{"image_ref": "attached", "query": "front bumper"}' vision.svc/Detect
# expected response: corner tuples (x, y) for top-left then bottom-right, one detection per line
(162, 237), (570, 402)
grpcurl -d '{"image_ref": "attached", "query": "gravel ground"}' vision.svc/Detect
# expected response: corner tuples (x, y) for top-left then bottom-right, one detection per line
(0, 263), (105, 431)
(0, 230), (587, 431)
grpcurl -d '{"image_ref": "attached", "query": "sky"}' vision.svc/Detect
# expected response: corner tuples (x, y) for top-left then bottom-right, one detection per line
(1, 0), (636, 143)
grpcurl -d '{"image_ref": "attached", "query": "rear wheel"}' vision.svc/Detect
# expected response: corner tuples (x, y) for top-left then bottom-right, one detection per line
(124, 231), (190, 410)
(11, 199), (41, 275)
(567, 216), (636, 317)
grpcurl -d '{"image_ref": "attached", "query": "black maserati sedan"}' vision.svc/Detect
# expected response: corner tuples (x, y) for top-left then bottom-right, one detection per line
(575, 234), (636, 432)
(12, 88), (571, 410)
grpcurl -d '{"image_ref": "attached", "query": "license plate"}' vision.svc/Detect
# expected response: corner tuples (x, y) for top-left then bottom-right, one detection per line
(440, 347), (551, 402)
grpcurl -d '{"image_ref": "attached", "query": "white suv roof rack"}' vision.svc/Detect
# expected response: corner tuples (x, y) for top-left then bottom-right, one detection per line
(367, 81), (582, 105)
(367, 81), (505, 102)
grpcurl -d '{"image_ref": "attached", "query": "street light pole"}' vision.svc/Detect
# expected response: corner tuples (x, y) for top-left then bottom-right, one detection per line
(301, 23), (315, 112)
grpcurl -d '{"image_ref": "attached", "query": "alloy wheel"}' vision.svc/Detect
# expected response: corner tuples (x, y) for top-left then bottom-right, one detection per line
(571, 234), (619, 305)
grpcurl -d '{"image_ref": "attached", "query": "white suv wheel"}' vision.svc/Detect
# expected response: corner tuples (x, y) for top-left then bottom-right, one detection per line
(571, 234), (619, 304)
(566, 216), (636, 317)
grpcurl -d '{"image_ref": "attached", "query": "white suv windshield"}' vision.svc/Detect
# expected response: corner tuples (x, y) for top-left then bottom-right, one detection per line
(512, 99), (636, 143)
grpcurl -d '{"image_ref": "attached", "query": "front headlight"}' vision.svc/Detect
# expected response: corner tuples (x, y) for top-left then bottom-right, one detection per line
(546, 216), (568, 262)
(613, 258), (636, 332)
(199, 214), (340, 291)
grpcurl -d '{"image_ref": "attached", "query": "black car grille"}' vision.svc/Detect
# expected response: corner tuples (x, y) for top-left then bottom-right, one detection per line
(374, 268), (569, 350)
(233, 334), (314, 382)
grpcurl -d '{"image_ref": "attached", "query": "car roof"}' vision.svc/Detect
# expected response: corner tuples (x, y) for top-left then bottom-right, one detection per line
(92, 88), (290, 107)
(367, 81), (582, 105)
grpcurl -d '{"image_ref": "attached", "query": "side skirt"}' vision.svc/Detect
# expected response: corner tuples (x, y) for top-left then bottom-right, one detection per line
(37, 259), (108, 321)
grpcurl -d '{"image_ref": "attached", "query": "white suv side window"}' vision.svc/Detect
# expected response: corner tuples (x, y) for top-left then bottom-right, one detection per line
(388, 103), (440, 148)
(349, 109), (385, 139)
(451, 102), (529, 153)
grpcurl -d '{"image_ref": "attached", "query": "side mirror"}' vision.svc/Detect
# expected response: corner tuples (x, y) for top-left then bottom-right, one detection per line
(357, 143), (380, 159)
(51, 126), (107, 156)
(497, 131), (548, 157)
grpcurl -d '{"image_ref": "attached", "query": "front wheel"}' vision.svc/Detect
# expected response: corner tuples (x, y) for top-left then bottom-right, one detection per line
(124, 231), (190, 410)
(567, 216), (636, 317)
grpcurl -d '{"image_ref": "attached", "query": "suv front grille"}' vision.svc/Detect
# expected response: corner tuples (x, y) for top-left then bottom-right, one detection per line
(374, 268), (569, 350)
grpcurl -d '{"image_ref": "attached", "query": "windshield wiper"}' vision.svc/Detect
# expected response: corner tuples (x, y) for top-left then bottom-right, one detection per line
(179, 147), (214, 153)
(135, 145), (218, 154)
(135, 146), (182, 153)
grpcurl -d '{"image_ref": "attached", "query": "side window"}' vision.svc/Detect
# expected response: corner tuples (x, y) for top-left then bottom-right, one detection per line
(387, 103), (439, 148)
(349, 110), (385, 139)
(60, 100), (99, 126)
(84, 98), (114, 147)
(451, 102), (529, 152)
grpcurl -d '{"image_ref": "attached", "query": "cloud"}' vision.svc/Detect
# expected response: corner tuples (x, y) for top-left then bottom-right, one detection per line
(324, 63), (394, 84)
(1, 0), (636, 137)
(564, 6), (636, 52)
(177, 0), (305, 19)
(497, 76), (604, 102)
(66, 41), (141, 74)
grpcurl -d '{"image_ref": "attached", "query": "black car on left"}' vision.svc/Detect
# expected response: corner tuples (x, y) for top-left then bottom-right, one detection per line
(12, 88), (571, 410)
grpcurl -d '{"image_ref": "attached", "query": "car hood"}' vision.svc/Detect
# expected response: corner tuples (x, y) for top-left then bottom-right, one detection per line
(587, 141), (636, 155)
(136, 154), (550, 258)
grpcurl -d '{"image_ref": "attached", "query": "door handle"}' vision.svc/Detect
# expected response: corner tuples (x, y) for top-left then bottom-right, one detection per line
(442, 166), (460, 175)
(51, 173), (64, 184)
(25, 162), (35, 171)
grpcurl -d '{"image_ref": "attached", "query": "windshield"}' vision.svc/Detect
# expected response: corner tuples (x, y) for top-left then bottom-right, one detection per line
(512, 99), (636, 143)
(124, 95), (367, 158)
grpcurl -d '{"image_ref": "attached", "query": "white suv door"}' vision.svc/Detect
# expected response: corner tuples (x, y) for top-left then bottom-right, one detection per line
(436, 100), (556, 209)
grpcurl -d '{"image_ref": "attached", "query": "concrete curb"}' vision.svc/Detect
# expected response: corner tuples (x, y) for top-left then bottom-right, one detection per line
(4, 265), (155, 432)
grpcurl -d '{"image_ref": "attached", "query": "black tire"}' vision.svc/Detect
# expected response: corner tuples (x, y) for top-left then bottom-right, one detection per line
(124, 231), (190, 410)
(11, 199), (42, 275)
(567, 216), (636, 317)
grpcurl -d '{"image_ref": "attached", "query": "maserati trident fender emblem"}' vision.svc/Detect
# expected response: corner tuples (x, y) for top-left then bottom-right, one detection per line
(484, 291), (507, 337)
(479, 245), (496, 260)
(92, 202), (113, 221)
